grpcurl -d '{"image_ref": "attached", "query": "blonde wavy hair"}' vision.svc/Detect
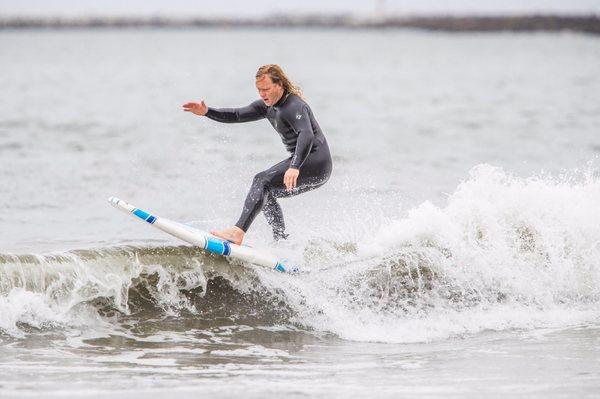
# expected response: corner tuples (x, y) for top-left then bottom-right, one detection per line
(256, 64), (304, 99)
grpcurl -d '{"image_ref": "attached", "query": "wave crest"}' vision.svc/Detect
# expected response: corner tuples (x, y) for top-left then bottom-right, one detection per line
(2, 165), (600, 342)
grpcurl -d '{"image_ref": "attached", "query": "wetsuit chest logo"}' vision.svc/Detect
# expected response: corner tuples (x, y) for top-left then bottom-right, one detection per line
(295, 113), (302, 119)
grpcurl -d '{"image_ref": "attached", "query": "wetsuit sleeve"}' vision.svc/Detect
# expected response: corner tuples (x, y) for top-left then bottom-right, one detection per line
(288, 104), (314, 169)
(205, 100), (267, 123)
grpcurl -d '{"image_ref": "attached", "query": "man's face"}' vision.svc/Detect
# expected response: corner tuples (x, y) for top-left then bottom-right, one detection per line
(256, 75), (284, 106)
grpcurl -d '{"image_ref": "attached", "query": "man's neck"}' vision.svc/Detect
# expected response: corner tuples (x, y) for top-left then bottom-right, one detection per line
(273, 90), (288, 107)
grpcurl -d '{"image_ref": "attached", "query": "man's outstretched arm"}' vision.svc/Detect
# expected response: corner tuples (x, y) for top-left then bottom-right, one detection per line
(183, 100), (267, 123)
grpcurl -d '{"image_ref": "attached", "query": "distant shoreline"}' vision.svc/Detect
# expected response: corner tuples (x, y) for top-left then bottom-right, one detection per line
(1, 14), (599, 34)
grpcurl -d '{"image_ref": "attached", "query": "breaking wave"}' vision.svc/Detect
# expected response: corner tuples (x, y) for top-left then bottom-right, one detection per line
(2, 165), (600, 343)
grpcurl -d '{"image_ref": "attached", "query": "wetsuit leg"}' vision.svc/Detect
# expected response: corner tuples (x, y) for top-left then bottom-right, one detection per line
(262, 192), (287, 240)
(235, 141), (332, 239)
(234, 157), (290, 233)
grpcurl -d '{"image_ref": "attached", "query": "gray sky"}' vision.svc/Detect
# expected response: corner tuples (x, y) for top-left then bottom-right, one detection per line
(1, 0), (599, 17)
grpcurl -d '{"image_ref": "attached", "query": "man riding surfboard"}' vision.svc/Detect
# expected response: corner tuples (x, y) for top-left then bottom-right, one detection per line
(183, 64), (332, 245)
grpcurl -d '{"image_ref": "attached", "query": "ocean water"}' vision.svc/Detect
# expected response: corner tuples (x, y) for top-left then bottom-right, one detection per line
(1, 28), (600, 397)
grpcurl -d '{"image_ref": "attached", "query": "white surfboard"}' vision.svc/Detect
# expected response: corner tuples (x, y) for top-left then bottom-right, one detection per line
(108, 197), (298, 273)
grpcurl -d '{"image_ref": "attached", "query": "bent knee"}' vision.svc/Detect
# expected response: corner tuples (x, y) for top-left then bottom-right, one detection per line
(252, 172), (271, 190)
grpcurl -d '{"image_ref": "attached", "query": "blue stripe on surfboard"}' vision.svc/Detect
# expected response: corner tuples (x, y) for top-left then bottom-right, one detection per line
(275, 263), (286, 272)
(223, 241), (231, 256)
(275, 262), (299, 274)
(205, 237), (230, 256)
(133, 208), (156, 224)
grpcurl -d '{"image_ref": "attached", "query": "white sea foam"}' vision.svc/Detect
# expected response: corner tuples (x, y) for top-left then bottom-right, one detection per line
(0, 248), (207, 337)
(211, 345), (289, 358)
(1, 166), (599, 345)
(259, 165), (600, 343)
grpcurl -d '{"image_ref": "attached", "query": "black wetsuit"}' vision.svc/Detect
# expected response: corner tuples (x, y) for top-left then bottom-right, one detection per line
(205, 92), (332, 239)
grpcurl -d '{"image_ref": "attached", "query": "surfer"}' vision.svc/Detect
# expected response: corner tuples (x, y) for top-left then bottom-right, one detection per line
(183, 64), (332, 245)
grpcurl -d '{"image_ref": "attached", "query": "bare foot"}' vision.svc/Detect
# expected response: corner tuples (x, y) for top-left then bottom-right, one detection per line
(210, 226), (245, 245)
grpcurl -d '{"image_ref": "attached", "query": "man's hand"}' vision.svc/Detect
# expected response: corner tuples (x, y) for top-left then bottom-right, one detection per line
(182, 101), (208, 116)
(284, 168), (300, 191)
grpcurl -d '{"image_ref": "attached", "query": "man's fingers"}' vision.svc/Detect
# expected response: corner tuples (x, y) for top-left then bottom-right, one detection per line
(283, 170), (298, 191)
(284, 175), (291, 191)
(182, 102), (201, 108)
